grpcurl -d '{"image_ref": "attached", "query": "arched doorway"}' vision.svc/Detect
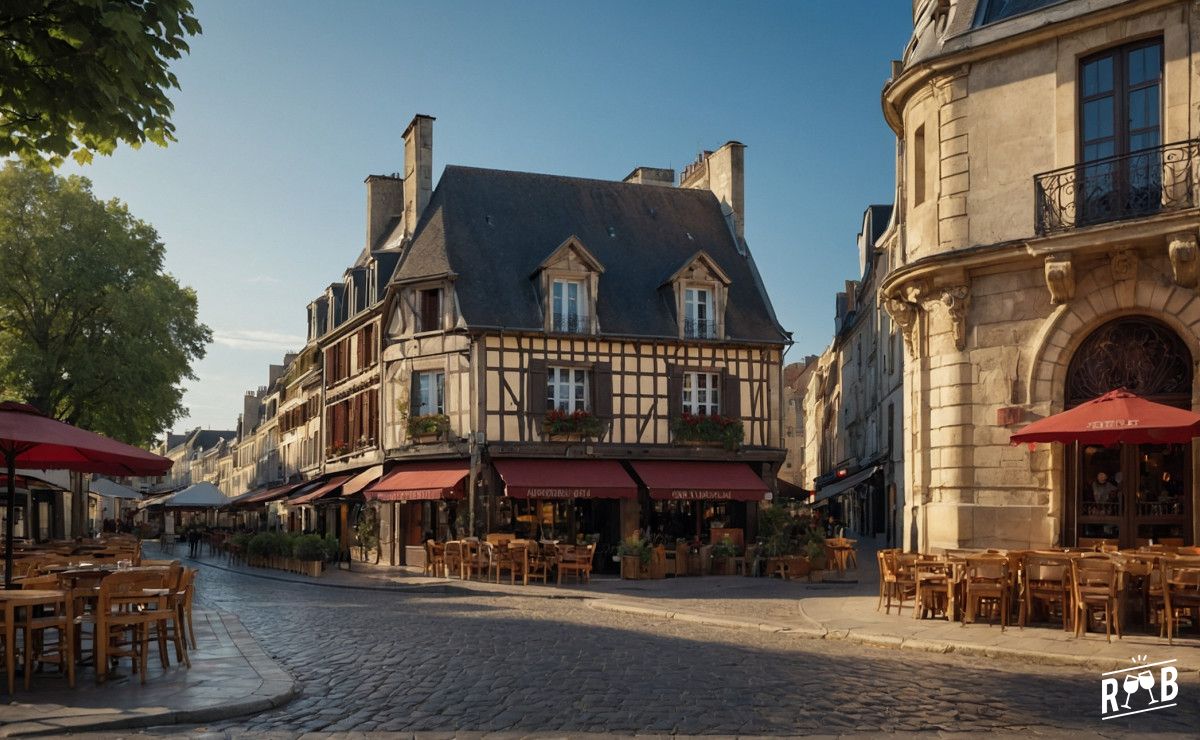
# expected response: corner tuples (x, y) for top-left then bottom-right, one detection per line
(1065, 316), (1194, 547)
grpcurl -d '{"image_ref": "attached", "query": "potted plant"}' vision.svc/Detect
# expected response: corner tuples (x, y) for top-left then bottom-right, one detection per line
(710, 535), (739, 576)
(618, 536), (651, 579)
(805, 537), (827, 582)
(542, 408), (605, 440)
(293, 534), (327, 577)
(407, 413), (450, 443)
(670, 413), (744, 450)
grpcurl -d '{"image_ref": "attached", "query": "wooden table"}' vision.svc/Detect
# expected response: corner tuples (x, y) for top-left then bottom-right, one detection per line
(0, 588), (74, 694)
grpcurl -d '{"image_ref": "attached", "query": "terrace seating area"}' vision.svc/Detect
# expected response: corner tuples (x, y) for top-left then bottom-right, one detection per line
(428, 536), (596, 586)
(879, 543), (1200, 643)
(2, 536), (198, 694)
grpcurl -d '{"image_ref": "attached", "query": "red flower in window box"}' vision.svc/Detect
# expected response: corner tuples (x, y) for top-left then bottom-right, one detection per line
(671, 412), (744, 450)
(542, 409), (604, 439)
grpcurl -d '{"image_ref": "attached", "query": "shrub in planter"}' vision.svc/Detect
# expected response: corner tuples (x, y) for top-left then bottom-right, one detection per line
(247, 533), (275, 564)
(322, 534), (340, 563)
(293, 534), (326, 561)
(710, 535), (739, 576)
(407, 413), (450, 439)
(617, 536), (651, 579)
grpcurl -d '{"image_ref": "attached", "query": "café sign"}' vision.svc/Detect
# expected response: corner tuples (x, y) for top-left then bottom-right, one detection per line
(670, 489), (734, 500)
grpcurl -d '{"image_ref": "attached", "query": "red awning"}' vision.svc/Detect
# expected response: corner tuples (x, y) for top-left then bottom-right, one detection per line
(235, 481), (305, 508)
(495, 459), (637, 499)
(287, 475), (351, 506)
(341, 465), (383, 498)
(1011, 388), (1200, 446)
(0, 474), (63, 491)
(630, 461), (769, 501)
(365, 461), (468, 502)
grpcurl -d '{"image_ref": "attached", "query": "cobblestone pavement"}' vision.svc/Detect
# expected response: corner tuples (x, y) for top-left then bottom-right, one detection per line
(142, 564), (1199, 737)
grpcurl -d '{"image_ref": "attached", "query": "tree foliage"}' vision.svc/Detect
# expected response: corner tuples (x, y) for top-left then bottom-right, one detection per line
(0, 1), (202, 167)
(0, 162), (211, 444)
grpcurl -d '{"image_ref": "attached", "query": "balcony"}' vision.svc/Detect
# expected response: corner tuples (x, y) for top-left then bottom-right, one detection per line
(1034, 140), (1198, 237)
(684, 318), (718, 339)
(552, 312), (587, 333)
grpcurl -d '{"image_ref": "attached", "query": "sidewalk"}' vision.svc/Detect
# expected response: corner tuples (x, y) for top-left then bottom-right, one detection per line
(184, 542), (1200, 677)
(0, 608), (295, 737)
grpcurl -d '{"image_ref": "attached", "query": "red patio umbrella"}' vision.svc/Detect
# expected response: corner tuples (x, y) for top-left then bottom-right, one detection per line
(1010, 389), (1200, 447)
(0, 402), (172, 587)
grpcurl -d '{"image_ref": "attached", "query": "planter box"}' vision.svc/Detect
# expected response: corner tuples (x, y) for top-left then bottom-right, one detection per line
(677, 439), (725, 448)
(412, 433), (443, 444)
(685, 552), (704, 576)
(711, 558), (736, 576)
(546, 433), (585, 442)
(620, 555), (643, 580)
(300, 560), (323, 578)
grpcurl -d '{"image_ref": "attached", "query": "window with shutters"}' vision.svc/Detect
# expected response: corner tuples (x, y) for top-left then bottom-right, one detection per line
(682, 371), (720, 415)
(414, 371), (445, 416)
(547, 367), (590, 413)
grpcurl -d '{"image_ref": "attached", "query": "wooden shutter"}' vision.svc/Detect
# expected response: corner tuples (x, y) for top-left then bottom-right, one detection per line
(356, 330), (365, 369)
(528, 360), (548, 415)
(667, 365), (683, 421)
(410, 371), (421, 417)
(325, 350), (334, 386)
(368, 390), (378, 439)
(722, 372), (741, 418)
(592, 362), (613, 417)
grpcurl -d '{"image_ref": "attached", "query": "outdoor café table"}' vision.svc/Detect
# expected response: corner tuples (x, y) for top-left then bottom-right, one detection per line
(0, 588), (74, 694)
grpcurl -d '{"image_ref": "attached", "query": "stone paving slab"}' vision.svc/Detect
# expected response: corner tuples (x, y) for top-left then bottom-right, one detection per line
(0, 609), (296, 737)
(183, 544), (1200, 678)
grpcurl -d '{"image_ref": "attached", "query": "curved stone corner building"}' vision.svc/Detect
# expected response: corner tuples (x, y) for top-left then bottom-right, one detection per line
(882, 0), (1200, 551)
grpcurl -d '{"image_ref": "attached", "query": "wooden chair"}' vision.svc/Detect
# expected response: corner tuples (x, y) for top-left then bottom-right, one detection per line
(494, 541), (529, 585)
(556, 544), (596, 585)
(1071, 556), (1121, 642)
(913, 559), (952, 620)
(15, 585), (75, 690)
(525, 543), (549, 585)
(424, 541), (446, 577)
(1019, 554), (1070, 630)
(443, 541), (464, 579)
(962, 556), (1010, 630)
(879, 550), (916, 615)
(162, 568), (194, 667)
(1162, 557), (1200, 645)
(468, 542), (494, 581)
(83, 571), (172, 684)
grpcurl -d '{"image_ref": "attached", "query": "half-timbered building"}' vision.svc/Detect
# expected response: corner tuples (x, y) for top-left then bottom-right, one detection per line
(372, 116), (790, 567)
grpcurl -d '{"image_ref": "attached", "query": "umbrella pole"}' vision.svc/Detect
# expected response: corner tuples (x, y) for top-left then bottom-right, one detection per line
(5, 452), (15, 589)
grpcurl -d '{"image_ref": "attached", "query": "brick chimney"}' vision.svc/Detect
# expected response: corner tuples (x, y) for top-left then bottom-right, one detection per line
(679, 141), (745, 241)
(365, 174), (403, 250)
(403, 114), (435, 238)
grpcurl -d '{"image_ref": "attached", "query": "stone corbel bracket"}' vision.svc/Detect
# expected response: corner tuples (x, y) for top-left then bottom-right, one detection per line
(1044, 253), (1074, 304)
(883, 294), (919, 358)
(1168, 231), (1199, 288)
(939, 284), (971, 351)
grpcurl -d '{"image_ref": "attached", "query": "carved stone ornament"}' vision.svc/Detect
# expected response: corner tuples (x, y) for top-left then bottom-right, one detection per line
(884, 296), (919, 358)
(1168, 232), (1199, 288)
(1110, 249), (1137, 282)
(940, 285), (970, 351)
(1044, 254), (1074, 305)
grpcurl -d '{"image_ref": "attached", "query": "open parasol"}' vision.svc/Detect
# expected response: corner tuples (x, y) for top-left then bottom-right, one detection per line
(1010, 389), (1200, 447)
(0, 402), (172, 587)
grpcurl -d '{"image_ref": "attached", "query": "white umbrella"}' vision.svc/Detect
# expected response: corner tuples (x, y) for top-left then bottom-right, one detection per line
(89, 477), (142, 500)
(161, 481), (228, 508)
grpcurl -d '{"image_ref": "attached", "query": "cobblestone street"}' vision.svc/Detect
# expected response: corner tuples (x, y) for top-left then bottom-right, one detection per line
(120, 563), (1199, 736)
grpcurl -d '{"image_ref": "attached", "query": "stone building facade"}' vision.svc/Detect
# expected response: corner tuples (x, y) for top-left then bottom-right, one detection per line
(779, 356), (818, 492)
(802, 206), (906, 545)
(881, 0), (1200, 550)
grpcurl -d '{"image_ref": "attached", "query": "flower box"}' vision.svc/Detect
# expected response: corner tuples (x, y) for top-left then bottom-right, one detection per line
(407, 414), (450, 441)
(542, 409), (604, 440)
(671, 413), (744, 450)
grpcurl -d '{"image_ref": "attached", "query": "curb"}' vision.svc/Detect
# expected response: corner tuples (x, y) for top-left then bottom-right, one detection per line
(586, 599), (1178, 674)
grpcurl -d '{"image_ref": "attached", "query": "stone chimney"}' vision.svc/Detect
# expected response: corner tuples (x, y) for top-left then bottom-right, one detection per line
(623, 167), (675, 187)
(679, 141), (745, 241)
(403, 114), (435, 238)
(365, 174), (403, 250)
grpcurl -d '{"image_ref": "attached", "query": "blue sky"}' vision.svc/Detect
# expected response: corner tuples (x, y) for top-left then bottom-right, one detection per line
(62, 0), (912, 433)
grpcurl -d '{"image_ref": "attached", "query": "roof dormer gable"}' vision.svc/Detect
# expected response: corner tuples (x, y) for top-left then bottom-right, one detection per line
(663, 250), (731, 287)
(534, 236), (603, 335)
(535, 235), (606, 276)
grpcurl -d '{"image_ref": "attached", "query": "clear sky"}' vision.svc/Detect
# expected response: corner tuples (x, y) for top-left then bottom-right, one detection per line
(61, 0), (913, 434)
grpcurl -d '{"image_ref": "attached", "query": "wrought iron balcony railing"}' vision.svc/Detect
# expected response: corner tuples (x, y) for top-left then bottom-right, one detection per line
(684, 318), (718, 339)
(1034, 139), (1198, 236)
(552, 312), (586, 333)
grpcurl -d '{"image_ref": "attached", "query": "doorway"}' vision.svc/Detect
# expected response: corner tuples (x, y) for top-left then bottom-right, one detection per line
(1065, 316), (1194, 546)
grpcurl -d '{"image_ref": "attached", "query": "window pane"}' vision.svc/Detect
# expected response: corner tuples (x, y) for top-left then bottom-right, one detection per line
(1127, 86), (1159, 135)
(1082, 56), (1113, 97)
(1127, 45), (1161, 86)
(1082, 98), (1113, 142)
(553, 282), (563, 317)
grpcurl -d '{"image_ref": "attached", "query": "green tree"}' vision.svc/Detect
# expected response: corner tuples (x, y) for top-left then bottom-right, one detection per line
(0, 162), (211, 445)
(0, 1), (202, 167)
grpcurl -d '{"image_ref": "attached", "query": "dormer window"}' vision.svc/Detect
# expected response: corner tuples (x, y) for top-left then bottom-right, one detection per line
(684, 288), (715, 339)
(552, 279), (586, 333)
(536, 236), (604, 335)
(418, 288), (442, 333)
(667, 251), (730, 341)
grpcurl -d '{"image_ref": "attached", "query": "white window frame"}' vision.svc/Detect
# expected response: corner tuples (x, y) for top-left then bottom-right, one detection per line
(684, 287), (714, 338)
(415, 371), (445, 416)
(547, 366), (591, 412)
(551, 279), (586, 332)
(682, 371), (720, 416)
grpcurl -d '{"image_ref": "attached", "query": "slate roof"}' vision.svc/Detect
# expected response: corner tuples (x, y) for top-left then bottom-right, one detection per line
(866, 204), (893, 247)
(392, 166), (788, 344)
